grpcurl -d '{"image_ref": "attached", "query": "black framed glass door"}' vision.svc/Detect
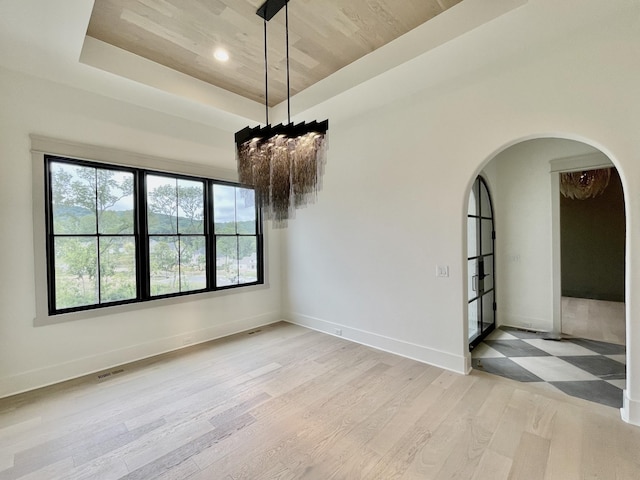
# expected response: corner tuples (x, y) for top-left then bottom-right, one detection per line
(468, 176), (496, 348)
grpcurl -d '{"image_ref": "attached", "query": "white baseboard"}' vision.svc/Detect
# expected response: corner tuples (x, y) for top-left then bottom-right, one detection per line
(0, 313), (281, 399)
(498, 322), (548, 333)
(498, 312), (553, 333)
(285, 313), (468, 374)
(621, 389), (640, 426)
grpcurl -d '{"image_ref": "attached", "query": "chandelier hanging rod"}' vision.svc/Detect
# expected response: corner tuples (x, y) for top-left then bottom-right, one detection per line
(263, 17), (268, 125)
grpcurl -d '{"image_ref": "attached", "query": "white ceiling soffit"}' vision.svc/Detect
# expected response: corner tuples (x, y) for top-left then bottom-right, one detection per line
(80, 36), (265, 123)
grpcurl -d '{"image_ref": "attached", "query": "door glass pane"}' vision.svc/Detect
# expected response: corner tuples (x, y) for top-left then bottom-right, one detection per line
(481, 219), (494, 255)
(482, 290), (495, 332)
(483, 255), (494, 292)
(468, 299), (480, 341)
(467, 218), (478, 258)
(480, 181), (492, 218)
(468, 182), (478, 216)
(468, 259), (478, 301)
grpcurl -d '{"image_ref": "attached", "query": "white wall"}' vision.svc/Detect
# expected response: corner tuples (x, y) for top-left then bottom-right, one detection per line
(491, 139), (597, 332)
(282, 0), (640, 423)
(0, 68), (283, 397)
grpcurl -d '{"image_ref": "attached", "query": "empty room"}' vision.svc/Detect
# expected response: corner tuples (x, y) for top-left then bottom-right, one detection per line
(2, 0), (640, 478)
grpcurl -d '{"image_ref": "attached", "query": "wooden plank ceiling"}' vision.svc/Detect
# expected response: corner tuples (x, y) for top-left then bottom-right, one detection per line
(87, 0), (463, 107)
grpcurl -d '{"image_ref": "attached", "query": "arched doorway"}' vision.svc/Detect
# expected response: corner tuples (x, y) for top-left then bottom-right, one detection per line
(467, 138), (627, 409)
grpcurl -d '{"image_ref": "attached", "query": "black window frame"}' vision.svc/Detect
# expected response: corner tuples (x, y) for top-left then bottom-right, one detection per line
(44, 154), (263, 315)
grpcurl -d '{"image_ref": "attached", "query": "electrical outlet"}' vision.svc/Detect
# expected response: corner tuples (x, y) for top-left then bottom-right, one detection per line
(334, 328), (342, 336)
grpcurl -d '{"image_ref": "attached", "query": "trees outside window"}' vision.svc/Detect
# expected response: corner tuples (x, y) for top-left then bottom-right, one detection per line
(213, 184), (259, 287)
(147, 175), (206, 296)
(45, 156), (262, 315)
(50, 161), (136, 310)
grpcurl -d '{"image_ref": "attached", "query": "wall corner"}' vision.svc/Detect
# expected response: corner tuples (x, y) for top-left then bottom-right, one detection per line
(621, 389), (640, 426)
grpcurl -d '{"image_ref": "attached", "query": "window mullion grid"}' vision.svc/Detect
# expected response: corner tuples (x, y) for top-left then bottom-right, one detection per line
(204, 180), (213, 290)
(137, 170), (149, 300)
(177, 234), (182, 293)
(235, 233), (240, 285)
(233, 186), (242, 286)
(174, 178), (181, 293)
(93, 168), (102, 305)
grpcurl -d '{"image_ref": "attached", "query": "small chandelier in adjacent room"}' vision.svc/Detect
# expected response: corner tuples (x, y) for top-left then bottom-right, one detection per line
(560, 168), (611, 200)
(235, 0), (329, 228)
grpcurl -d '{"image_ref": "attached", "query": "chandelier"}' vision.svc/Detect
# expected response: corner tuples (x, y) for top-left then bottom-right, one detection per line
(560, 168), (611, 200)
(235, 0), (329, 228)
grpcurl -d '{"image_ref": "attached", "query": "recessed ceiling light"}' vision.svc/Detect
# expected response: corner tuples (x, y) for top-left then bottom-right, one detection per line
(214, 48), (229, 62)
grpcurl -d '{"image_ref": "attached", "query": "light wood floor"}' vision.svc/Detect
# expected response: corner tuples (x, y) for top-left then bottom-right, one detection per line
(562, 297), (626, 345)
(1, 322), (639, 480)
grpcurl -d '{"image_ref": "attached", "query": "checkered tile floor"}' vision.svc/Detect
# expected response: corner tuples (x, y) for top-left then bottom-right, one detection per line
(472, 326), (626, 408)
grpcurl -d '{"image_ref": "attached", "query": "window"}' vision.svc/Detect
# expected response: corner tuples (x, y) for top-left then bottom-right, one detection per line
(213, 184), (259, 287)
(147, 175), (206, 296)
(45, 155), (262, 315)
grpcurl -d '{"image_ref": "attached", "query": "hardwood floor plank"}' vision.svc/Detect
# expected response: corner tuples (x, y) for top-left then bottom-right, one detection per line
(73, 418), (166, 466)
(543, 403), (583, 480)
(120, 418), (214, 471)
(210, 362), (396, 479)
(507, 432), (550, 480)
(3, 423), (128, 479)
(151, 458), (200, 480)
(209, 392), (272, 427)
(404, 376), (495, 478)
(614, 417), (640, 477)
(524, 393), (557, 439)
(470, 450), (512, 480)
(367, 375), (478, 479)
(580, 412), (619, 480)
(487, 389), (536, 460)
(190, 351), (383, 473)
(281, 360), (433, 478)
(55, 455), (130, 480)
(366, 371), (452, 456)
(6, 458), (75, 480)
(121, 412), (256, 480)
